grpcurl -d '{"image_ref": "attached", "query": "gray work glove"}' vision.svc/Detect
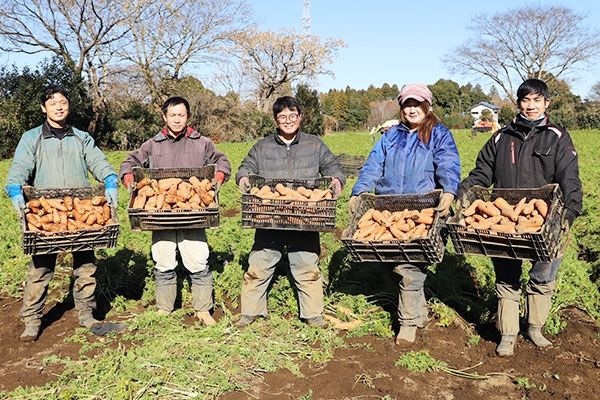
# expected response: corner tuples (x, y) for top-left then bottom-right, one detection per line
(434, 192), (455, 217)
(348, 195), (360, 216)
(329, 177), (343, 198)
(238, 176), (251, 193)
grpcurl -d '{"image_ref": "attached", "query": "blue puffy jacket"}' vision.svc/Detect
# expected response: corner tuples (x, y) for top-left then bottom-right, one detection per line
(351, 123), (461, 196)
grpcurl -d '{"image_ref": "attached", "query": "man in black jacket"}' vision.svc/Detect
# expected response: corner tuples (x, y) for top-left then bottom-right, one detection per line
(459, 79), (582, 357)
(236, 96), (345, 328)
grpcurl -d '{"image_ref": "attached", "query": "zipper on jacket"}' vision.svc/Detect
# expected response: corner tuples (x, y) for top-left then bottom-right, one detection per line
(510, 140), (516, 165)
(286, 145), (291, 176)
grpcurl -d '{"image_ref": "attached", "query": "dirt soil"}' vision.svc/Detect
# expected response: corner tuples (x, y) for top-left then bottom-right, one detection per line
(1, 296), (598, 399)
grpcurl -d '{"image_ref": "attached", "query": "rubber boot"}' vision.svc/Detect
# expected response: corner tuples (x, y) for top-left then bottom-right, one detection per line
(496, 299), (519, 357)
(20, 320), (41, 342)
(395, 326), (417, 344)
(78, 309), (101, 329)
(527, 294), (553, 348)
(155, 284), (177, 314)
(154, 270), (177, 314)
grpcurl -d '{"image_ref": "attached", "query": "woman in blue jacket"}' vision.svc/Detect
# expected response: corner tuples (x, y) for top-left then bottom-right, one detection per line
(349, 84), (461, 344)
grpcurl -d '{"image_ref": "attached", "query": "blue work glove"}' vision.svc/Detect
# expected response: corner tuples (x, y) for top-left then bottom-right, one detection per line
(6, 183), (25, 214)
(104, 174), (119, 206)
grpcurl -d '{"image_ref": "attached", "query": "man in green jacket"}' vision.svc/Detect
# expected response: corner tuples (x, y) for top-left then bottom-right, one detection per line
(5, 86), (119, 342)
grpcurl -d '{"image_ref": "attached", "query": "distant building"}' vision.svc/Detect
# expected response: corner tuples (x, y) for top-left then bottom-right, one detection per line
(470, 101), (501, 133)
(470, 101), (500, 122)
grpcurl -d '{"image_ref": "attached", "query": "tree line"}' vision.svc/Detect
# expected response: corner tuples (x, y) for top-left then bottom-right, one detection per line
(0, 2), (599, 159)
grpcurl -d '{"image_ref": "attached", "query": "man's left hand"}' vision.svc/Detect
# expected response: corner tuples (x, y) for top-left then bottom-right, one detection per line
(329, 177), (343, 198)
(104, 174), (119, 206)
(434, 192), (455, 217)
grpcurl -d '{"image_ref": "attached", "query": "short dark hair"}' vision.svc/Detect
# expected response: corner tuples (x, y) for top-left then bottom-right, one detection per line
(40, 86), (69, 105)
(161, 96), (190, 115)
(272, 96), (301, 118)
(517, 79), (550, 102)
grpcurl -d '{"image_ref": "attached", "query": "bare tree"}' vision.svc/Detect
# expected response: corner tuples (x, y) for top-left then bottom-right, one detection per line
(235, 29), (344, 111)
(0, 0), (147, 133)
(121, 0), (251, 109)
(444, 6), (600, 104)
(590, 82), (600, 102)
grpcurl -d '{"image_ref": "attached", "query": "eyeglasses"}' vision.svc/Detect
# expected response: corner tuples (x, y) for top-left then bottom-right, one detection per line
(276, 113), (299, 123)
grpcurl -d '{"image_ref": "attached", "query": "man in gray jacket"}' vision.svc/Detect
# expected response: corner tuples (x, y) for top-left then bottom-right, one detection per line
(120, 96), (231, 325)
(236, 96), (345, 328)
(5, 86), (119, 342)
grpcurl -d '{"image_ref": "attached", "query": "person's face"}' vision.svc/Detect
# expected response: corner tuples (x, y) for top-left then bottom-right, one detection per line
(400, 99), (427, 128)
(163, 103), (189, 135)
(41, 93), (69, 127)
(518, 93), (550, 121)
(275, 107), (301, 136)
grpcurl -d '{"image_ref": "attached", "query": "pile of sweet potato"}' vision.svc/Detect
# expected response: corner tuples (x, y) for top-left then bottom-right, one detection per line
(458, 197), (549, 234)
(131, 177), (216, 210)
(25, 196), (113, 233)
(352, 208), (435, 241)
(250, 183), (333, 202)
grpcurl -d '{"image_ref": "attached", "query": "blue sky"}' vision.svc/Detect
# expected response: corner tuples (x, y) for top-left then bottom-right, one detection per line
(1, 1), (598, 99)
(253, 0), (600, 98)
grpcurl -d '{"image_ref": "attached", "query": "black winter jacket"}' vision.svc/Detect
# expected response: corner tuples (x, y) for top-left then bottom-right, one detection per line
(236, 131), (345, 185)
(459, 116), (582, 222)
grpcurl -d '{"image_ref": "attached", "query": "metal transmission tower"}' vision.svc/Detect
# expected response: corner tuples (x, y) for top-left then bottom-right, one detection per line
(302, 0), (311, 34)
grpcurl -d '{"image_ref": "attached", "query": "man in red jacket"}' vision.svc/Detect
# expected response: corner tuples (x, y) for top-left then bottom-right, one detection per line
(120, 96), (230, 325)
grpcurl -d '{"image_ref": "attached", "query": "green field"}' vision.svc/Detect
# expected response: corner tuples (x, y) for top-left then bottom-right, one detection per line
(0, 129), (598, 398)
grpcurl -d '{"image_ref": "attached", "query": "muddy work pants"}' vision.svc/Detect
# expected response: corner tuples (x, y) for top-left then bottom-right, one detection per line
(240, 229), (323, 319)
(493, 257), (562, 334)
(393, 263), (429, 327)
(20, 251), (97, 325)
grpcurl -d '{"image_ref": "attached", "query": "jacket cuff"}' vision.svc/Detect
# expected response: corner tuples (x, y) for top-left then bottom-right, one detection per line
(564, 209), (577, 227)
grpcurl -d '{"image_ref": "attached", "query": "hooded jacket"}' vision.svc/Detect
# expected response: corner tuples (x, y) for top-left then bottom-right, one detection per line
(459, 115), (582, 221)
(6, 122), (115, 189)
(119, 127), (231, 180)
(351, 123), (461, 196)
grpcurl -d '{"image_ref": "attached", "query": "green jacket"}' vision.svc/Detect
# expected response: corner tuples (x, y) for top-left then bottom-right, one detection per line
(6, 123), (116, 189)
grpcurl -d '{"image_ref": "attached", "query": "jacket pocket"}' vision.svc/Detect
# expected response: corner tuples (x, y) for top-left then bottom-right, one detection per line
(533, 147), (553, 157)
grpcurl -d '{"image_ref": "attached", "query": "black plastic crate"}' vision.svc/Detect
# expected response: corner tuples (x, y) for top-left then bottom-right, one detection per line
(21, 186), (119, 255)
(241, 175), (337, 232)
(446, 184), (564, 262)
(336, 153), (365, 178)
(341, 190), (447, 263)
(127, 165), (219, 231)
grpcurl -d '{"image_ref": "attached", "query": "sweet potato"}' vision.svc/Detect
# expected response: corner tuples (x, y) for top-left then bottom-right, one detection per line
(477, 201), (501, 217)
(27, 223), (41, 232)
(521, 199), (536, 215)
(413, 212), (433, 225)
(39, 198), (53, 214)
(137, 177), (151, 189)
(513, 197), (527, 216)
(390, 225), (409, 241)
(28, 199), (40, 209)
(358, 219), (377, 229)
(490, 223), (517, 234)
(379, 231), (395, 241)
(189, 176), (202, 189)
(64, 196), (73, 211)
(372, 225), (388, 241)
(176, 201), (192, 210)
(138, 186), (155, 198)
(103, 204), (111, 220)
(133, 193), (147, 209)
(158, 178), (182, 192)
(26, 213), (42, 228)
(296, 186), (312, 198)
(493, 197), (518, 221)
(463, 199), (483, 217)
(358, 209), (375, 224)
(309, 189), (327, 201)
(250, 187), (260, 195)
(91, 196), (106, 206)
(534, 199), (548, 218)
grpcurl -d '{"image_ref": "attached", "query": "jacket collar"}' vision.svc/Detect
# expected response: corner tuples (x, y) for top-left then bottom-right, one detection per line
(153, 126), (201, 142)
(509, 114), (550, 138)
(41, 121), (74, 138)
(273, 130), (301, 145)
